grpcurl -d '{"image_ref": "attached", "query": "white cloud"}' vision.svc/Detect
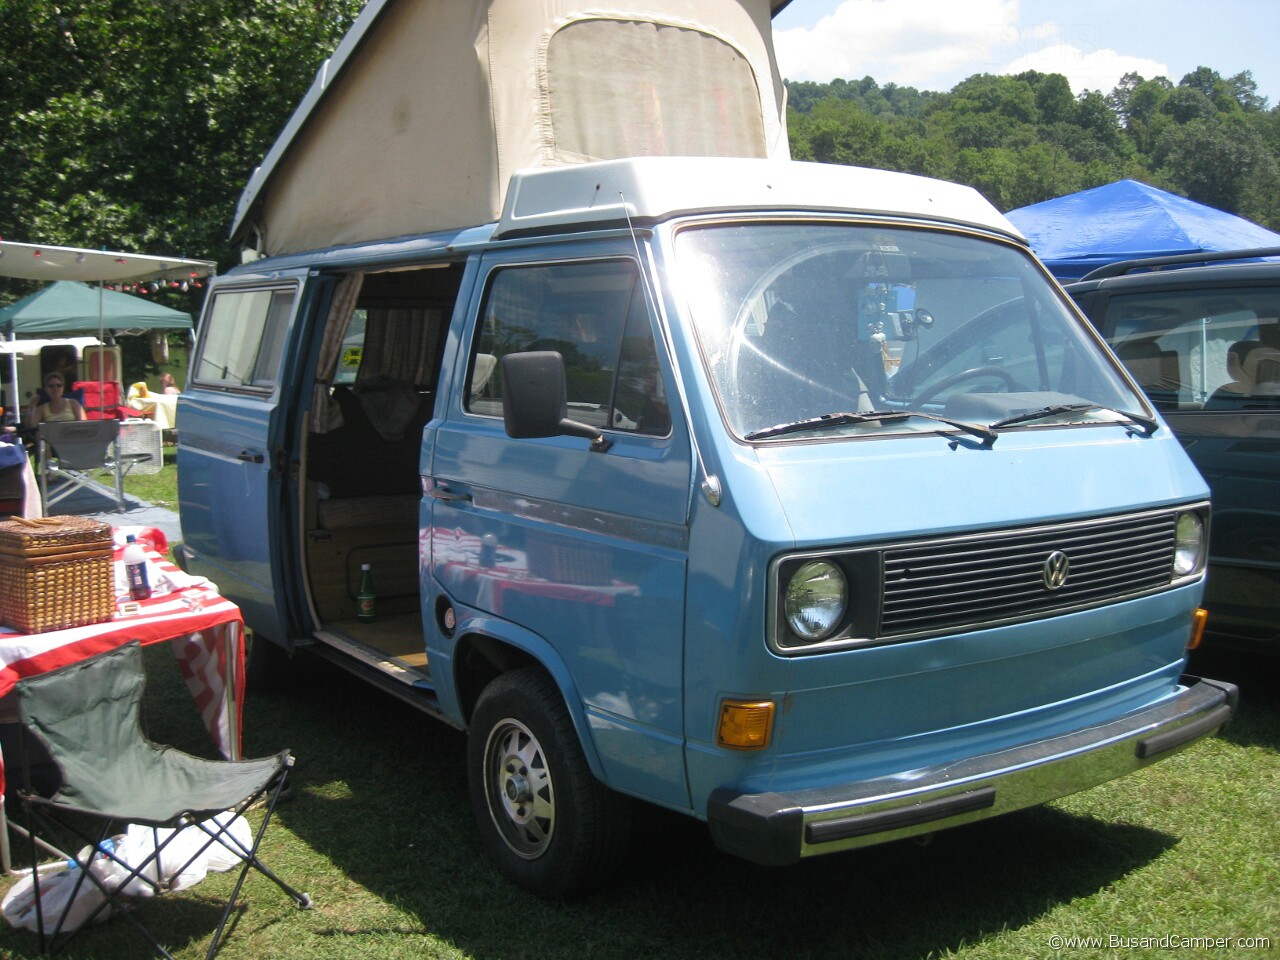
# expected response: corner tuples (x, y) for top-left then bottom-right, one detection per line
(773, 0), (1168, 96)
(774, 0), (1021, 88)
(1001, 44), (1168, 95)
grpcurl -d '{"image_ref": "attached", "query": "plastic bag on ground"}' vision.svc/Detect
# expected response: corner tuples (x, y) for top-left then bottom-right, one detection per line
(201, 812), (252, 872)
(97, 822), (209, 897)
(1, 866), (113, 933)
(3, 809), (248, 936)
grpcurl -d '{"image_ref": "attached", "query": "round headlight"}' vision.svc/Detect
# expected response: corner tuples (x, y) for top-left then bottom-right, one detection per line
(1173, 511), (1205, 577)
(784, 560), (847, 642)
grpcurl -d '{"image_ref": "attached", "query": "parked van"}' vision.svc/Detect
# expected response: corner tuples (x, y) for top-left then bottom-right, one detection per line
(1066, 248), (1280, 653)
(177, 0), (1235, 896)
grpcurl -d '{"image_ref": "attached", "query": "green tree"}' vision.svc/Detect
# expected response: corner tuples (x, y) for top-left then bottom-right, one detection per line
(1227, 71), (1268, 112)
(786, 61), (1280, 231)
(1152, 114), (1273, 212)
(0, 0), (366, 288)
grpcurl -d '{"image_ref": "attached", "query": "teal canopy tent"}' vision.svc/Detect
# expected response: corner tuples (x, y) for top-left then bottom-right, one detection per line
(0, 280), (193, 335)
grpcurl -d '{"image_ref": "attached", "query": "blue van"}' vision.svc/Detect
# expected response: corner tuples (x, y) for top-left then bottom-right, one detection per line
(178, 156), (1235, 896)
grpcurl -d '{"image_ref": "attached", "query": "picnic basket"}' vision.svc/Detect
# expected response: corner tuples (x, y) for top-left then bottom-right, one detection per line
(0, 516), (115, 632)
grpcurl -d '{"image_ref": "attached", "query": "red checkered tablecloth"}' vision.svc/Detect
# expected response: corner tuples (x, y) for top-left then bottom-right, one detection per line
(0, 544), (246, 788)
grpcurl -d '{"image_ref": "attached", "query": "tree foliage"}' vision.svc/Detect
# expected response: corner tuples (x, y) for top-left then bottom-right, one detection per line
(1, 0), (1277, 312)
(0, 0), (364, 284)
(788, 67), (1280, 229)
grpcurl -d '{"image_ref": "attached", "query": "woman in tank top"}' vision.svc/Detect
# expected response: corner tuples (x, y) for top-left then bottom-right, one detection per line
(31, 373), (87, 426)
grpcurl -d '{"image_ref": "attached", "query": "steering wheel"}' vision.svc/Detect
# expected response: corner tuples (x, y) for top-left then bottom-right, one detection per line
(913, 365), (1020, 405)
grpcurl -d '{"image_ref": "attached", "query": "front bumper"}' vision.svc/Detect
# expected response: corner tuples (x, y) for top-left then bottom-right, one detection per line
(707, 675), (1237, 866)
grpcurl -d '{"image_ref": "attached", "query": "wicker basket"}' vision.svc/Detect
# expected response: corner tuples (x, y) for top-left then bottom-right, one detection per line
(0, 516), (115, 633)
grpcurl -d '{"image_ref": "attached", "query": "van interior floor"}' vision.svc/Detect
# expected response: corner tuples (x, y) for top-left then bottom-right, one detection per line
(321, 612), (429, 674)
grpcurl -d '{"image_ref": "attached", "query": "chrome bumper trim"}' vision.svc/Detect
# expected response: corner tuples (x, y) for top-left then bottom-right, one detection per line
(706, 675), (1236, 866)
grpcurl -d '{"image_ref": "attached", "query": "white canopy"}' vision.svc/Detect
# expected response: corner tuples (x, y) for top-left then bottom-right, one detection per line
(232, 0), (791, 257)
(0, 242), (215, 423)
(0, 240), (215, 284)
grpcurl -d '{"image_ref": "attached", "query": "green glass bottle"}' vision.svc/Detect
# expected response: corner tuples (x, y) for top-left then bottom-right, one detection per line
(357, 563), (376, 622)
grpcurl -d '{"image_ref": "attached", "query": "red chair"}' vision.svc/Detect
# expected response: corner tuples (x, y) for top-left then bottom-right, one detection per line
(73, 381), (127, 420)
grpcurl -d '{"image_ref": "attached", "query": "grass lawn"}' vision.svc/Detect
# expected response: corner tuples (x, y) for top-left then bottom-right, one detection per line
(120, 442), (178, 512)
(2, 453), (1276, 958)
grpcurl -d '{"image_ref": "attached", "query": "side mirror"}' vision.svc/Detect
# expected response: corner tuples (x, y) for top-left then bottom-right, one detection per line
(500, 351), (612, 452)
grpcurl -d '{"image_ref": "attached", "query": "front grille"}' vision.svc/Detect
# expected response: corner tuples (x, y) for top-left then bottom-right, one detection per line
(879, 510), (1182, 639)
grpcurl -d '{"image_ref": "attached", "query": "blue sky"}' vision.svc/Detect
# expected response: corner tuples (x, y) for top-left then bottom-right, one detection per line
(773, 0), (1280, 108)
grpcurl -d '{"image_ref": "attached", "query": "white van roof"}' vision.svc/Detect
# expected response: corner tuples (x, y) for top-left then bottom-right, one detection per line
(496, 158), (1023, 240)
(232, 0), (792, 257)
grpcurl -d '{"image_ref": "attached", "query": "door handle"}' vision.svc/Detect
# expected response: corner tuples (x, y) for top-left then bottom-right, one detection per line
(237, 450), (265, 464)
(429, 485), (471, 503)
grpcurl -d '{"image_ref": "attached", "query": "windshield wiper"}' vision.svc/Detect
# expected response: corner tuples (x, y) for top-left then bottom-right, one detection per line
(745, 410), (997, 445)
(988, 402), (1159, 435)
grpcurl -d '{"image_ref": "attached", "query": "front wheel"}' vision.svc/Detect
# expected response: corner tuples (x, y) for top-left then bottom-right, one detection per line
(467, 668), (631, 898)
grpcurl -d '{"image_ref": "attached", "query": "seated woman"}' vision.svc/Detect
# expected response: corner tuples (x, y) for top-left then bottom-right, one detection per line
(1205, 340), (1260, 407)
(30, 372), (87, 426)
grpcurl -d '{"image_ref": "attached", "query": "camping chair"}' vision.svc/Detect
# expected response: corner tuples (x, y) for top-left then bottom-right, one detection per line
(37, 420), (126, 513)
(74, 380), (128, 421)
(125, 381), (159, 420)
(8, 642), (312, 958)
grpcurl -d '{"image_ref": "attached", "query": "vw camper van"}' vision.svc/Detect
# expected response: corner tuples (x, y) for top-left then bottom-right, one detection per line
(177, 0), (1235, 896)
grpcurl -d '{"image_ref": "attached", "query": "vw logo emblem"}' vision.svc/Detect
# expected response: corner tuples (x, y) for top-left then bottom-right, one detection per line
(1043, 550), (1070, 591)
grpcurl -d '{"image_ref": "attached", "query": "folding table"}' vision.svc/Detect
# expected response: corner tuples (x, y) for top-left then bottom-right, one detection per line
(0, 545), (245, 875)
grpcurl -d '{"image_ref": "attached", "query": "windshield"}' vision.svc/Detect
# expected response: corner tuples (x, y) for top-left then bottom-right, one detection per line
(675, 221), (1145, 441)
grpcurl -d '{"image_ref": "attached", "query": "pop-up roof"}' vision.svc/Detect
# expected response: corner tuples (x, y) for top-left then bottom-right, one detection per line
(233, 0), (793, 257)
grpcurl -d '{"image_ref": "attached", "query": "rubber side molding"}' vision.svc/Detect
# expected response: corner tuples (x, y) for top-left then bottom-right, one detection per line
(1135, 703), (1232, 759)
(805, 787), (996, 845)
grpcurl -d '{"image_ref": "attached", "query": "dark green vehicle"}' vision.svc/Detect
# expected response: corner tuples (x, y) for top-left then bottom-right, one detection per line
(1067, 248), (1280, 654)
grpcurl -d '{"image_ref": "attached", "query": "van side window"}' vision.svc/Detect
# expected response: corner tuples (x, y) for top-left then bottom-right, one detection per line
(194, 286), (295, 390)
(468, 260), (670, 435)
(1105, 288), (1280, 409)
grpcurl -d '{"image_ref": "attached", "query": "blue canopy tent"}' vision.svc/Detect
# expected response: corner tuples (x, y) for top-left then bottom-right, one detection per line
(1006, 180), (1280, 281)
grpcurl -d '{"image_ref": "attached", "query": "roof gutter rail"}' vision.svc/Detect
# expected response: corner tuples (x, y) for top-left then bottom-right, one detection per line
(1079, 245), (1280, 282)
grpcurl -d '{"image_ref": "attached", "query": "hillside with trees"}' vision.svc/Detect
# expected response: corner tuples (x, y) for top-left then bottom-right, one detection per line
(787, 68), (1280, 230)
(2, 0), (1277, 295)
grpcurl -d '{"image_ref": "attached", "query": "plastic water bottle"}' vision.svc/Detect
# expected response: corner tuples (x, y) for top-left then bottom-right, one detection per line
(123, 534), (151, 601)
(68, 837), (115, 871)
(356, 563), (376, 622)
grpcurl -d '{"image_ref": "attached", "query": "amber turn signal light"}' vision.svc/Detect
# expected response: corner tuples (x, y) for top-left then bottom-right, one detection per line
(717, 699), (775, 750)
(1188, 607), (1208, 650)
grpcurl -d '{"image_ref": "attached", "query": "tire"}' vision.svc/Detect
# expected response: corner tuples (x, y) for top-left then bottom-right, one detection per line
(467, 668), (631, 898)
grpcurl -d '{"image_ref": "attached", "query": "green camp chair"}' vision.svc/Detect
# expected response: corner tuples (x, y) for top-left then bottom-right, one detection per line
(10, 642), (312, 958)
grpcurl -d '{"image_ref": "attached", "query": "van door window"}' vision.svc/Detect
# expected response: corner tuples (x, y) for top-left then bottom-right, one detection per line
(467, 260), (671, 436)
(1105, 288), (1280, 408)
(193, 286), (295, 390)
